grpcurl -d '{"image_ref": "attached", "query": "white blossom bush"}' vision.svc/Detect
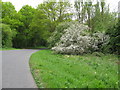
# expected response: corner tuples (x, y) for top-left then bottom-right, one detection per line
(48, 22), (71, 48)
(51, 21), (110, 54)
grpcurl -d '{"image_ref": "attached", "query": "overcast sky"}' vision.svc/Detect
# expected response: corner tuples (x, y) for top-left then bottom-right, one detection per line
(2, 0), (120, 12)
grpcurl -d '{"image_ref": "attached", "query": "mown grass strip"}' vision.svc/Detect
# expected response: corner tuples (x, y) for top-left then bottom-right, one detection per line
(29, 50), (118, 88)
(0, 48), (20, 51)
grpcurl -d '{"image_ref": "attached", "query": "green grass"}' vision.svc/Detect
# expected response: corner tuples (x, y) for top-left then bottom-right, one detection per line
(0, 48), (20, 51)
(26, 46), (47, 49)
(29, 50), (119, 88)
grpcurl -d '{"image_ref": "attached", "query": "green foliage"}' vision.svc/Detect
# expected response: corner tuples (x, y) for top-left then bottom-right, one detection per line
(1, 1), (24, 48)
(0, 1), (2, 18)
(91, 11), (117, 33)
(48, 21), (71, 48)
(0, 48), (19, 51)
(30, 50), (118, 88)
(38, 1), (72, 23)
(2, 16), (23, 30)
(28, 1), (73, 47)
(74, 0), (85, 23)
(74, 1), (117, 33)
(13, 5), (36, 48)
(37, 1), (73, 32)
(1, 23), (16, 48)
(1, 0), (118, 53)
(2, 2), (16, 18)
(2, 2), (23, 30)
(38, 2), (58, 22)
(106, 20), (120, 54)
(56, 1), (73, 22)
(29, 9), (51, 47)
(18, 5), (36, 29)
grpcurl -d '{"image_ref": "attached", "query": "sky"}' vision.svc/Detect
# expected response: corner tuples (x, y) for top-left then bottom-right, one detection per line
(2, 0), (120, 12)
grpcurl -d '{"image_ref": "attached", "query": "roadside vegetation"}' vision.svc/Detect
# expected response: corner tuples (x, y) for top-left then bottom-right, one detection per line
(1, 0), (119, 54)
(0, 48), (19, 51)
(30, 50), (118, 88)
(1, 0), (119, 88)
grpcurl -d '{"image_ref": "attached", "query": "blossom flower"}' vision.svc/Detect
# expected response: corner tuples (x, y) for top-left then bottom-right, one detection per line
(51, 21), (109, 55)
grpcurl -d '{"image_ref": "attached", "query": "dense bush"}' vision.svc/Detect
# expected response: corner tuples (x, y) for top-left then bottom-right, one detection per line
(1, 23), (16, 48)
(51, 21), (109, 55)
(48, 21), (72, 48)
(106, 20), (120, 55)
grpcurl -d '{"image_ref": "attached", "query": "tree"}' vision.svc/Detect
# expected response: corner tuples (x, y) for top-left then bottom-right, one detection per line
(37, 1), (58, 32)
(90, 1), (117, 33)
(1, 1), (23, 48)
(100, 0), (105, 20)
(2, 2), (23, 30)
(1, 23), (16, 48)
(85, 1), (93, 29)
(74, 0), (85, 23)
(2, 2), (16, 18)
(18, 5), (36, 30)
(57, 0), (72, 22)
(37, 0), (72, 32)
(29, 9), (50, 47)
(13, 5), (36, 48)
(38, 1), (58, 22)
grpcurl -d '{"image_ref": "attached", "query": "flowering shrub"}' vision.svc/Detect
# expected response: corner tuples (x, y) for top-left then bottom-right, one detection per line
(51, 21), (110, 54)
(48, 22), (71, 48)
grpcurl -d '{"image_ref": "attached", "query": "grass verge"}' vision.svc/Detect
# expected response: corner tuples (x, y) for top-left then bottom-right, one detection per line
(0, 48), (20, 51)
(29, 50), (118, 88)
(26, 46), (48, 49)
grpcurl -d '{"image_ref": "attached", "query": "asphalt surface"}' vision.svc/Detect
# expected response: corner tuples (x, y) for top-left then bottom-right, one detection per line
(2, 49), (39, 88)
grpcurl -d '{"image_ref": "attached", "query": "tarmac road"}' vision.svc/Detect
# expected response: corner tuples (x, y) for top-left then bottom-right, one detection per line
(2, 49), (39, 88)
